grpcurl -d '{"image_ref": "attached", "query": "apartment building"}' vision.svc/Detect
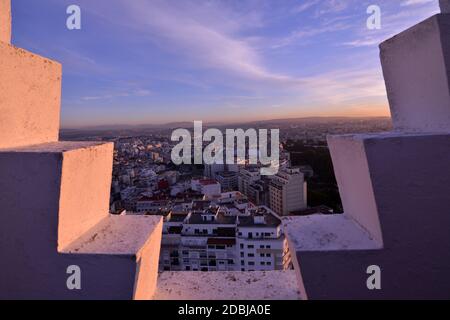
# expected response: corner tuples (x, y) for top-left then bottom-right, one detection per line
(269, 167), (307, 216)
(215, 171), (238, 191)
(238, 166), (261, 195)
(159, 194), (291, 272)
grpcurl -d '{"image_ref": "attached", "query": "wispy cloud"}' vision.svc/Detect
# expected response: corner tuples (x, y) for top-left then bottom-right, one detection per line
(272, 21), (352, 49)
(401, 0), (435, 7)
(90, 0), (304, 87)
(82, 89), (151, 101)
(291, 0), (320, 14)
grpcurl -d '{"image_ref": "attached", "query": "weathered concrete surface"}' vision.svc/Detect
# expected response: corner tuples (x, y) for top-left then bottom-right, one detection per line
(0, 0), (11, 44)
(380, 14), (450, 133)
(154, 270), (302, 300)
(441, 0), (450, 13)
(286, 133), (450, 299)
(284, 215), (380, 252)
(0, 141), (113, 249)
(328, 135), (383, 245)
(58, 142), (114, 249)
(63, 215), (163, 300)
(0, 141), (163, 299)
(0, 42), (61, 149)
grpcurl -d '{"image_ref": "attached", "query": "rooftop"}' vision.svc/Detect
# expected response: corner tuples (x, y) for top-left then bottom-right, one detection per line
(154, 271), (302, 300)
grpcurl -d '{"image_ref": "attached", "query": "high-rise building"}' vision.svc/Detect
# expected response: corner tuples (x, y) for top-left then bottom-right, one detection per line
(269, 167), (307, 216)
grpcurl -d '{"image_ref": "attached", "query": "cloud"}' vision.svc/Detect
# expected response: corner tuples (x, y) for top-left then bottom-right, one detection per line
(298, 64), (388, 105)
(400, 0), (435, 7)
(272, 22), (351, 49)
(92, 0), (304, 87)
(291, 0), (320, 14)
(315, 0), (352, 16)
(82, 89), (151, 101)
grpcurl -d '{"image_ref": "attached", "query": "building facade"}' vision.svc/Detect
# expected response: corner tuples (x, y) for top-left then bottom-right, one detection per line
(269, 167), (307, 216)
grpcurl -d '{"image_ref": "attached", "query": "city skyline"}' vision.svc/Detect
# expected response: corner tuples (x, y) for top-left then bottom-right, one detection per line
(12, 0), (439, 127)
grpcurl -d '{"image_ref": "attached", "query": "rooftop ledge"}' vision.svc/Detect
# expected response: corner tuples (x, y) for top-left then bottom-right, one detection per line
(283, 215), (381, 252)
(0, 141), (111, 153)
(154, 270), (302, 300)
(62, 215), (162, 255)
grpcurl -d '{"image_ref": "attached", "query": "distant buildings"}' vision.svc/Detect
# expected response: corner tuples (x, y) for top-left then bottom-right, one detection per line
(238, 166), (260, 195)
(191, 178), (221, 199)
(246, 180), (269, 206)
(215, 171), (238, 191)
(269, 167), (307, 216)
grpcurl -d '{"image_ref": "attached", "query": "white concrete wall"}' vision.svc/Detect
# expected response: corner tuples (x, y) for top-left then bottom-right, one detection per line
(0, 42), (61, 149)
(327, 135), (383, 245)
(288, 133), (450, 299)
(0, 0), (11, 44)
(380, 14), (450, 132)
(58, 142), (114, 250)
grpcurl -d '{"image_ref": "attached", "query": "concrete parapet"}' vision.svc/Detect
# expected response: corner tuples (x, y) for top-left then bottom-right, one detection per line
(0, 42), (61, 149)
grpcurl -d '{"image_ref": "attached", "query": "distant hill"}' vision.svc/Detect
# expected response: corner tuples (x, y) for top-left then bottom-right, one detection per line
(61, 116), (391, 132)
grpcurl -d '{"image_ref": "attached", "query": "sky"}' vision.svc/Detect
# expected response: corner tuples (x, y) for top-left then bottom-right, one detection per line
(12, 0), (440, 128)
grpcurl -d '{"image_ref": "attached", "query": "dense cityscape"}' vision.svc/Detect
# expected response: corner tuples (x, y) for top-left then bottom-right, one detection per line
(60, 117), (391, 272)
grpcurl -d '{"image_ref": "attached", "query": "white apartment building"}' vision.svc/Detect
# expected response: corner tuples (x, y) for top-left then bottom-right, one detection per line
(191, 178), (221, 199)
(159, 195), (291, 272)
(269, 167), (307, 216)
(236, 207), (291, 271)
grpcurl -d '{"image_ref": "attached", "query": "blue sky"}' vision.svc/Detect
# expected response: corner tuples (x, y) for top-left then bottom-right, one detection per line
(12, 0), (439, 128)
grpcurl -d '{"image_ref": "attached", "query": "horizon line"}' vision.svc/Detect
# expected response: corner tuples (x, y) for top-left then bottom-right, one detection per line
(60, 115), (392, 130)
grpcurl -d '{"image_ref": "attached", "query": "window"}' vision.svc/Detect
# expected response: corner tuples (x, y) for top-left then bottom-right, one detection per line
(240, 252), (244, 257)
(248, 253), (254, 257)
(260, 245), (264, 249)
(261, 262), (265, 265)
(216, 245), (225, 250)
(267, 262), (272, 265)
(240, 244), (244, 249)
(247, 245), (254, 249)
(248, 261), (255, 266)
(260, 253), (265, 257)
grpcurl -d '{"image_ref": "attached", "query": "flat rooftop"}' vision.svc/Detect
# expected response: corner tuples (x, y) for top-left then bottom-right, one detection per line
(154, 270), (302, 300)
